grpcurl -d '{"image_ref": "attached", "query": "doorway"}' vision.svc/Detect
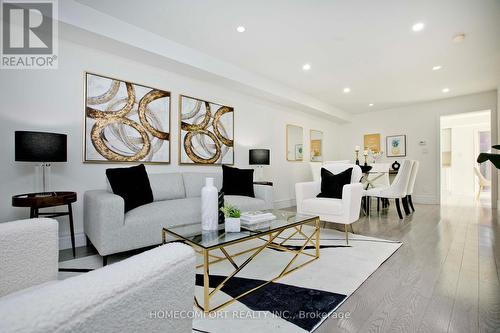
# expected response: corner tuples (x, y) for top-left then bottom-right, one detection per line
(440, 110), (492, 207)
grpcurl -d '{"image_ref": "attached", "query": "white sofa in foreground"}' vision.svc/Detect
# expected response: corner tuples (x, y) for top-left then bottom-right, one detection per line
(84, 172), (273, 259)
(0, 218), (195, 333)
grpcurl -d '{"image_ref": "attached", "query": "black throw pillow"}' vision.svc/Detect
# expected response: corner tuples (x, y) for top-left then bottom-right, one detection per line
(106, 164), (154, 212)
(317, 167), (353, 199)
(222, 165), (255, 197)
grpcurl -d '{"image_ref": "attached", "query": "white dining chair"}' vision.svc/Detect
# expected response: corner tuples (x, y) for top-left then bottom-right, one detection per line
(364, 160), (414, 219)
(406, 160), (420, 212)
(474, 166), (491, 200)
(362, 163), (391, 212)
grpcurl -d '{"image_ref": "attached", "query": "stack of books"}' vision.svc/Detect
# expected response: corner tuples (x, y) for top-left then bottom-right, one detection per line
(240, 211), (276, 226)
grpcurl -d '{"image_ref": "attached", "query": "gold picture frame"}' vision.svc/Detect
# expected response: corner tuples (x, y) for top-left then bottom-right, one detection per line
(310, 129), (323, 162)
(178, 95), (234, 165)
(83, 71), (171, 164)
(286, 124), (304, 161)
(364, 133), (381, 153)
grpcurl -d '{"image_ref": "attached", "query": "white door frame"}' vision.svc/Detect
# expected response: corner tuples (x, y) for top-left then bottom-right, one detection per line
(437, 109), (497, 207)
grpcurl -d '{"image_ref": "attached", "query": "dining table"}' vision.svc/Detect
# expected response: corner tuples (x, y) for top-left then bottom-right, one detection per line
(360, 166), (398, 214)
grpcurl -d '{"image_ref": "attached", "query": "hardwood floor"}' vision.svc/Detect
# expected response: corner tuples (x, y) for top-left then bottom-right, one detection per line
(317, 200), (500, 333)
(60, 201), (499, 333)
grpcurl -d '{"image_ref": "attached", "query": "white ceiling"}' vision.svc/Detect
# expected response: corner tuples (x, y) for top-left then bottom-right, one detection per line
(75, 0), (500, 114)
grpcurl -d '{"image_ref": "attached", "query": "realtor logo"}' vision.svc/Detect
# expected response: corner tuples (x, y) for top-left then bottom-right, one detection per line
(1, 0), (58, 69)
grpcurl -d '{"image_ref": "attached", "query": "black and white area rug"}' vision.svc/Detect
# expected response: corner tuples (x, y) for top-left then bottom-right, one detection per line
(59, 226), (401, 332)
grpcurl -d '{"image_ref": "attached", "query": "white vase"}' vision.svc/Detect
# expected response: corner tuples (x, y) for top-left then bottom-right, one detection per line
(201, 230), (219, 243)
(225, 217), (241, 233)
(201, 177), (218, 231)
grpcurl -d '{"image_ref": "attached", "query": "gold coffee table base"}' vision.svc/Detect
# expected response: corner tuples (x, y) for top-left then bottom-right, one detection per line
(162, 217), (320, 313)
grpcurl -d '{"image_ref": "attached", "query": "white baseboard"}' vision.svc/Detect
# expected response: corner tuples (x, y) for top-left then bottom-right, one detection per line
(274, 198), (296, 209)
(59, 232), (86, 250)
(412, 195), (438, 205)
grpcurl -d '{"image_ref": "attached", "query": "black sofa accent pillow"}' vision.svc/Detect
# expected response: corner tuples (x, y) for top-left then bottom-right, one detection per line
(317, 167), (353, 199)
(222, 165), (255, 197)
(106, 164), (154, 212)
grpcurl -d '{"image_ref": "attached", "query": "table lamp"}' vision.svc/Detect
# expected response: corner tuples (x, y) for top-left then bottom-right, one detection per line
(249, 149), (270, 181)
(15, 131), (67, 194)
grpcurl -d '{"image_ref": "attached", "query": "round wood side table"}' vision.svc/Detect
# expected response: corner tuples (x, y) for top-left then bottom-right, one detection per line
(12, 191), (77, 257)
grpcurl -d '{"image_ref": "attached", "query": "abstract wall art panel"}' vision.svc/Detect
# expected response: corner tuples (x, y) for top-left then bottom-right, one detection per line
(84, 72), (170, 164)
(179, 95), (234, 165)
(364, 133), (381, 153)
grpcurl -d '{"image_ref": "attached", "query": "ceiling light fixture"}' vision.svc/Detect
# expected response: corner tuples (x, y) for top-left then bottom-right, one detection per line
(432, 65), (442, 71)
(343, 87), (351, 93)
(442, 88), (450, 93)
(452, 33), (466, 43)
(369, 103), (374, 107)
(302, 63), (311, 71)
(236, 26), (246, 33)
(412, 22), (425, 32)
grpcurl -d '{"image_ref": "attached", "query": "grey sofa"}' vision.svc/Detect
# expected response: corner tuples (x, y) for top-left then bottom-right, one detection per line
(84, 172), (273, 257)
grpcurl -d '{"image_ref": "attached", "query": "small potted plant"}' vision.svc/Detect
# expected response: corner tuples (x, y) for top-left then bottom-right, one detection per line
(220, 204), (241, 232)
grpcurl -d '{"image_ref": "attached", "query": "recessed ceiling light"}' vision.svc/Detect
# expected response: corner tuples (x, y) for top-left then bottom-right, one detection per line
(236, 26), (246, 33)
(442, 88), (450, 93)
(452, 33), (466, 43)
(432, 65), (442, 71)
(412, 22), (425, 32)
(343, 87), (351, 93)
(369, 103), (374, 107)
(302, 63), (311, 71)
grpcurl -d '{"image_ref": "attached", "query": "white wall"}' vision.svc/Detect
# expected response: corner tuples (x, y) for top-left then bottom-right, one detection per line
(337, 91), (498, 204)
(0, 36), (340, 249)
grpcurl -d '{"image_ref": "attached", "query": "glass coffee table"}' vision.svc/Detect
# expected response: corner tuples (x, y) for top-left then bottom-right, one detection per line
(162, 210), (320, 313)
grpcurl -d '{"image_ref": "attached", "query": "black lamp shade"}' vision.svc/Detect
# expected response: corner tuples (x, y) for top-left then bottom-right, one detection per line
(15, 131), (67, 162)
(249, 149), (270, 165)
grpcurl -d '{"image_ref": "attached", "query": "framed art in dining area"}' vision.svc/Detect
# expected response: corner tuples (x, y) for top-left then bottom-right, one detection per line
(84, 72), (171, 164)
(310, 129), (323, 162)
(295, 144), (304, 160)
(286, 124), (303, 161)
(386, 135), (407, 157)
(364, 133), (381, 153)
(179, 95), (234, 165)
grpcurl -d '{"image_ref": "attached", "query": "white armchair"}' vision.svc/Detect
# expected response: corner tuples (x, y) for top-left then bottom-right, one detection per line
(0, 218), (196, 333)
(0, 218), (59, 297)
(296, 164), (363, 245)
